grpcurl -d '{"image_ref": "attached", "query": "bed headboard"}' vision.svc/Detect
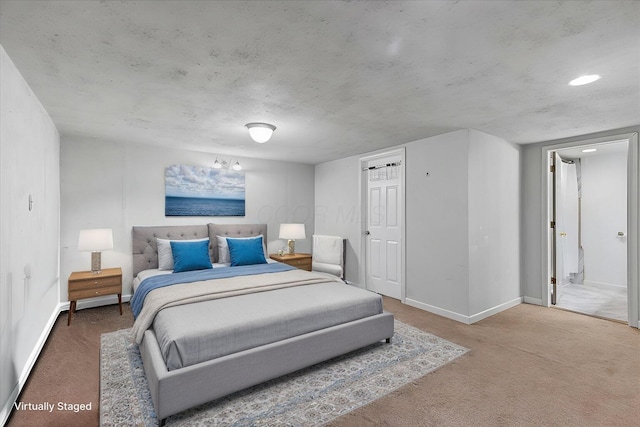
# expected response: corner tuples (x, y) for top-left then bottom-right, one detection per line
(131, 223), (268, 277)
(208, 223), (267, 264)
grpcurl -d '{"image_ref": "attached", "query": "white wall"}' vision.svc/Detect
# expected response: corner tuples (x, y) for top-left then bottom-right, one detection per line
(60, 136), (315, 301)
(0, 46), (60, 425)
(467, 130), (520, 316)
(315, 129), (521, 323)
(314, 156), (363, 282)
(404, 130), (471, 316)
(405, 129), (521, 321)
(581, 151), (627, 288)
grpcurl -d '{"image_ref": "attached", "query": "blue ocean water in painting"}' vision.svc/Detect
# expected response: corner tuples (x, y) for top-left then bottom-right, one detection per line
(165, 196), (245, 216)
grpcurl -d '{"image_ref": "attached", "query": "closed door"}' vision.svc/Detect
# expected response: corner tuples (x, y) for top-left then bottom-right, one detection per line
(364, 153), (402, 299)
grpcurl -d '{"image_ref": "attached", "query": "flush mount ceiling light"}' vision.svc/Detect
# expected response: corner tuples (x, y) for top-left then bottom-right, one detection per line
(245, 122), (276, 143)
(569, 74), (601, 86)
(582, 148), (597, 153)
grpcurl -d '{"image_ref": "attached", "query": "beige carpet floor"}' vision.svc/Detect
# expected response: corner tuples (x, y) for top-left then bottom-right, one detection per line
(7, 298), (640, 427)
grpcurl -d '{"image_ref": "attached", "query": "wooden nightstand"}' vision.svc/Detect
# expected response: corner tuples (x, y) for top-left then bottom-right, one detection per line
(68, 267), (123, 325)
(269, 253), (312, 271)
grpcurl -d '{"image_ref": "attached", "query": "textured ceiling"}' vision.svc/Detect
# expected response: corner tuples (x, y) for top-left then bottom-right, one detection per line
(1, 0), (638, 164)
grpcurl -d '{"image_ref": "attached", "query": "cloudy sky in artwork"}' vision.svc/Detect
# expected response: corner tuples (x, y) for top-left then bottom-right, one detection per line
(165, 164), (245, 200)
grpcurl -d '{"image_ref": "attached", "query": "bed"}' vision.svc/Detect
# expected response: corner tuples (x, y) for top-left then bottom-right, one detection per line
(131, 224), (394, 425)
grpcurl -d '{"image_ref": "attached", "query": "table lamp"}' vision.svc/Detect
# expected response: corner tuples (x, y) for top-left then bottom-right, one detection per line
(279, 223), (306, 255)
(78, 228), (113, 273)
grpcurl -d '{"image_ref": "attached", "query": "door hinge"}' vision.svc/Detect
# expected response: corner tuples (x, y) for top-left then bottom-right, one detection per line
(550, 165), (555, 173)
(550, 221), (555, 228)
(551, 277), (556, 285)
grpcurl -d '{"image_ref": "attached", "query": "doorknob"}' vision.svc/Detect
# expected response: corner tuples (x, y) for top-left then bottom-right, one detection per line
(618, 231), (625, 237)
(364, 230), (370, 235)
(560, 232), (567, 237)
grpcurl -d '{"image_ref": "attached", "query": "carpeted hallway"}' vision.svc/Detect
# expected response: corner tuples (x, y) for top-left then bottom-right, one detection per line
(7, 299), (640, 427)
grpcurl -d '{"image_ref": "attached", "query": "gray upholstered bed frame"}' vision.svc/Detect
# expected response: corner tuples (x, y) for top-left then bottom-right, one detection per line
(132, 223), (267, 276)
(131, 224), (394, 424)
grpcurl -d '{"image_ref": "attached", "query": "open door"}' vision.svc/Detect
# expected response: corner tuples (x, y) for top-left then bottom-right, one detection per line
(543, 132), (639, 327)
(551, 151), (581, 305)
(553, 153), (582, 305)
(551, 151), (559, 304)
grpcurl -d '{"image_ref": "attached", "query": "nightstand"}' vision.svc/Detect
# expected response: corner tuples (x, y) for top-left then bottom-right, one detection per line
(68, 267), (123, 325)
(269, 253), (312, 271)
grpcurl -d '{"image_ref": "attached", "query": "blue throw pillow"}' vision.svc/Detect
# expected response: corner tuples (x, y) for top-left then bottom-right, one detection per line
(227, 236), (267, 266)
(170, 240), (213, 273)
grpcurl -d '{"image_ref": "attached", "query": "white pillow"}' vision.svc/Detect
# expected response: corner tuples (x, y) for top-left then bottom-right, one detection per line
(157, 237), (210, 270)
(217, 235), (268, 265)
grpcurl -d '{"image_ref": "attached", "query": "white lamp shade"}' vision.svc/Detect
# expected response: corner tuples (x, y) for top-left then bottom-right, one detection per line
(246, 123), (276, 143)
(78, 228), (113, 251)
(279, 223), (306, 240)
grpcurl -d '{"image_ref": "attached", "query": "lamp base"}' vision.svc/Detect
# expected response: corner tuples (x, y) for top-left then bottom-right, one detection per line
(91, 251), (102, 274)
(287, 239), (295, 255)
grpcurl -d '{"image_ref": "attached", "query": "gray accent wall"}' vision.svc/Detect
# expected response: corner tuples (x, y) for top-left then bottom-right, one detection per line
(0, 46), (61, 425)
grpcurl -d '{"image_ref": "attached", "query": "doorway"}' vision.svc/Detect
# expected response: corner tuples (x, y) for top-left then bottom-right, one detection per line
(551, 142), (628, 322)
(544, 132), (639, 327)
(360, 148), (405, 301)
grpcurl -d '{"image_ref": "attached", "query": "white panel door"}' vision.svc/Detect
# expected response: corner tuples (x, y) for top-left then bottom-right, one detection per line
(559, 160), (580, 279)
(552, 151), (562, 305)
(365, 154), (402, 299)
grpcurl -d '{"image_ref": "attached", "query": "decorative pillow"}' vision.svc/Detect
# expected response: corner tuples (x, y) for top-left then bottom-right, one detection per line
(170, 240), (213, 273)
(217, 235), (268, 264)
(157, 237), (209, 270)
(227, 236), (268, 266)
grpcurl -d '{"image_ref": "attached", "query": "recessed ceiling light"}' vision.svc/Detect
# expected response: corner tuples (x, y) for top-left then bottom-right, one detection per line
(582, 148), (597, 153)
(569, 75), (601, 86)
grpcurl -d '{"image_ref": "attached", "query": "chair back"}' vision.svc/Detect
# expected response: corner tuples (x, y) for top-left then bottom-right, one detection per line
(312, 234), (346, 280)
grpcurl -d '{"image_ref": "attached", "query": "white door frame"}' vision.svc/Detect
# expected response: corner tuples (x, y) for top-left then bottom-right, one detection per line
(359, 148), (406, 302)
(540, 132), (639, 327)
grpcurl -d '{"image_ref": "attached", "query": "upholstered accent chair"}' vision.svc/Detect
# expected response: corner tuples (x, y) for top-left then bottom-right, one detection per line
(312, 234), (346, 280)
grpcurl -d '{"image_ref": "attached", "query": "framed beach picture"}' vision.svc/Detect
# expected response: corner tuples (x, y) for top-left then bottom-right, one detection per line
(165, 164), (245, 216)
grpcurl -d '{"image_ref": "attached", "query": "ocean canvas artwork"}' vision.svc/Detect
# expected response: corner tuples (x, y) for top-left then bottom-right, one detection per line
(165, 164), (245, 216)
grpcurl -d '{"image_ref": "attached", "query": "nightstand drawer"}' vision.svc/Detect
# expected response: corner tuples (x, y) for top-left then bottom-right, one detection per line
(269, 253), (312, 271)
(289, 259), (311, 270)
(67, 267), (123, 326)
(69, 275), (121, 291)
(69, 285), (121, 300)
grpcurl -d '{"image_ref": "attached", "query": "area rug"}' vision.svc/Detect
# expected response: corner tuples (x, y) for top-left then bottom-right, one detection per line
(100, 320), (468, 426)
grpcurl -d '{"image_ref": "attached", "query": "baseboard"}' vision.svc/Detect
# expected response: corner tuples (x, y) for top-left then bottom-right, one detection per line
(2, 294), (133, 426)
(404, 299), (472, 324)
(583, 280), (626, 289)
(523, 296), (543, 305)
(0, 302), (61, 427)
(405, 297), (523, 325)
(468, 297), (523, 324)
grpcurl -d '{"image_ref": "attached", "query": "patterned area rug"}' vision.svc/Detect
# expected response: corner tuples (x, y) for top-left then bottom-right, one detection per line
(100, 320), (468, 426)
